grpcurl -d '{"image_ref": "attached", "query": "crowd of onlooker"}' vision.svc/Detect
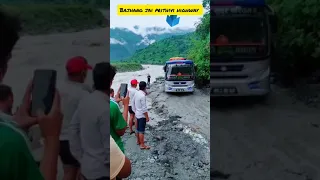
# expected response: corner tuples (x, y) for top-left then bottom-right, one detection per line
(0, 8), (154, 180)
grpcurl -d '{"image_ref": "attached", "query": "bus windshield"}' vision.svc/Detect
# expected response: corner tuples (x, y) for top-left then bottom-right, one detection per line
(211, 16), (268, 60)
(212, 17), (266, 45)
(166, 65), (194, 81)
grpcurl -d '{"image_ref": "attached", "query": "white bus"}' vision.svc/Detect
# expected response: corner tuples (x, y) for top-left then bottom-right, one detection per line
(163, 57), (196, 93)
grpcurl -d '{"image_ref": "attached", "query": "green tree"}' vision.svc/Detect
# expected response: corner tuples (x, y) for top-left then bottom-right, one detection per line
(188, 0), (210, 85)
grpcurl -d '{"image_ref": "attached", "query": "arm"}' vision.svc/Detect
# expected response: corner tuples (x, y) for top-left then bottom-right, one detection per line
(122, 105), (129, 123)
(110, 136), (131, 179)
(111, 103), (127, 137)
(17, 118), (37, 131)
(40, 138), (60, 180)
(69, 110), (82, 162)
(131, 96), (136, 113)
(98, 111), (110, 165)
(141, 96), (149, 120)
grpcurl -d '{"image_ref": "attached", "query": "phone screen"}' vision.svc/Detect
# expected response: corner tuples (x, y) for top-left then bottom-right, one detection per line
(120, 83), (128, 98)
(30, 69), (57, 116)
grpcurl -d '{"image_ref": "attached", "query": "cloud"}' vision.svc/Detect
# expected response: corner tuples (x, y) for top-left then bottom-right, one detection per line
(110, 38), (127, 45)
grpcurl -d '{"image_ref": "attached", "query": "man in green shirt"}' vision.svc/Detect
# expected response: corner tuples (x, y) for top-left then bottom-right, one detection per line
(108, 65), (129, 153)
(0, 9), (63, 180)
(110, 97), (128, 152)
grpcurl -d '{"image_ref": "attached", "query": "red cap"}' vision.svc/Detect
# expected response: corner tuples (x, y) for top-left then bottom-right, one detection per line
(131, 79), (138, 85)
(66, 56), (92, 74)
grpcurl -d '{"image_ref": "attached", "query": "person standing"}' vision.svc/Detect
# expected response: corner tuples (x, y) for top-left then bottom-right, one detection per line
(147, 74), (151, 85)
(0, 10), (63, 180)
(128, 79), (138, 134)
(110, 88), (121, 105)
(69, 62), (129, 179)
(57, 56), (92, 180)
(0, 84), (14, 115)
(132, 81), (150, 149)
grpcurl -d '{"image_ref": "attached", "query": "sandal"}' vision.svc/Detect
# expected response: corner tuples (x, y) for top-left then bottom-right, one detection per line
(140, 145), (151, 150)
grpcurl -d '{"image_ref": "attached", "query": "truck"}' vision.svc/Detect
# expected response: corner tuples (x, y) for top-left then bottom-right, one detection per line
(210, 0), (277, 99)
(163, 57), (196, 93)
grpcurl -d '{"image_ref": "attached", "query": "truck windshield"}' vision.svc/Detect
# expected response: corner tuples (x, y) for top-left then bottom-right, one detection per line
(211, 16), (268, 60)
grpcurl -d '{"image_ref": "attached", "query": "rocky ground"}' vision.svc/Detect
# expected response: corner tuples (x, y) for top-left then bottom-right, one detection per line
(122, 78), (210, 180)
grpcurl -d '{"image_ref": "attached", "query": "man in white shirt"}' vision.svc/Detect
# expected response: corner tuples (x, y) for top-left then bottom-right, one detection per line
(58, 56), (92, 180)
(132, 81), (150, 150)
(69, 62), (129, 180)
(128, 79), (138, 134)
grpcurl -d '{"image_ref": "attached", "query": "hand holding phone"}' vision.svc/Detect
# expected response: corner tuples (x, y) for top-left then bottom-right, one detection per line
(30, 69), (57, 117)
(120, 83), (128, 98)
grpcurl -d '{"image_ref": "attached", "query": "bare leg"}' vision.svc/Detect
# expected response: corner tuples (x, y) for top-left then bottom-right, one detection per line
(139, 133), (150, 149)
(135, 119), (140, 145)
(129, 114), (134, 133)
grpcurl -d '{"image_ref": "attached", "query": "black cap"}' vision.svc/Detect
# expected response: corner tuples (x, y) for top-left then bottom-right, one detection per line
(139, 81), (147, 90)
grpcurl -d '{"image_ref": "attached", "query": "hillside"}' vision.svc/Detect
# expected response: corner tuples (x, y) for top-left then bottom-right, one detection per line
(124, 33), (194, 64)
(110, 27), (194, 61)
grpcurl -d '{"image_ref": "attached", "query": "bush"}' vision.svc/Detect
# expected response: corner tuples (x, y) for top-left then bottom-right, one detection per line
(188, 6), (210, 85)
(268, 0), (320, 85)
(112, 63), (143, 72)
(1, 4), (107, 34)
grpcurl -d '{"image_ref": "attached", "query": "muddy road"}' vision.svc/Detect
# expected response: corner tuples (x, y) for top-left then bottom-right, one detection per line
(121, 75), (210, 180)
(211, 86), (320, 180)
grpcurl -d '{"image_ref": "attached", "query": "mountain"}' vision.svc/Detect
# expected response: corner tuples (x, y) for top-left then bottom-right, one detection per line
(124, 33), (195, 64)
(110, 26), (194, 61)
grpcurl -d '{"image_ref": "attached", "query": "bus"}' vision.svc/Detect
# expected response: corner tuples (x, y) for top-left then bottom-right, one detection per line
(163, 57), (196, 93)
(210, 0), (277, 99)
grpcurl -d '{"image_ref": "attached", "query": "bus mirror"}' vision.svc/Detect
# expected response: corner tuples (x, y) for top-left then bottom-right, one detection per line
(270, 15), (278, 33)
(195, 66), (198, 71)
(163, 66), (166, 72)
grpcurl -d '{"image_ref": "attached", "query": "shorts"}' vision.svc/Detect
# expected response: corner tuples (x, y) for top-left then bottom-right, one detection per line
(136, 117), (146, 134)
(128, 106), (135, 114)
(59, 140), (80, 167)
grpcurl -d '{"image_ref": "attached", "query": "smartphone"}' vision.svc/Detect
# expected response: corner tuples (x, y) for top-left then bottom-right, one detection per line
(120, 83), (128, 98)
(30, 69), (57, 116)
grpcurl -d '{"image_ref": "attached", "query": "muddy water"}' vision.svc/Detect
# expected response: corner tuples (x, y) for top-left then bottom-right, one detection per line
(111, 65), (164, 92)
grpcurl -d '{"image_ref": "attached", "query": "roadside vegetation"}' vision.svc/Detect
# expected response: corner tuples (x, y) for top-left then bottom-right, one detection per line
(0, 0), (108, 35)
(187, 0), (210, 86)
(267, 0), (320, 86)
(112, 62), (143, 72)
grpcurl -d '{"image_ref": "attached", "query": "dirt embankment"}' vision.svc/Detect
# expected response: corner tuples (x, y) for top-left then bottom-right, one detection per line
(122, 78), (210, 180)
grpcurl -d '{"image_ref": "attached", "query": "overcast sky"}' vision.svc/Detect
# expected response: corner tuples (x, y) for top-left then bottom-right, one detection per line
(110, 0), (204, 29)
